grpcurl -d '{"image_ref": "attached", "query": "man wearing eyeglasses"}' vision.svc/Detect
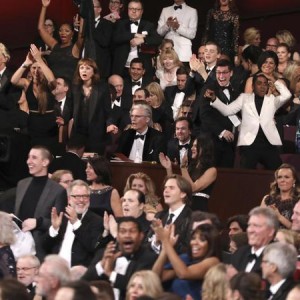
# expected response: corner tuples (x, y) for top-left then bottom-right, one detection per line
(193, 59), (241, 168)
(111, 0), (162, 79)
(43, 180), (103, 267)
(17, 254), (40, 299)
(117, 102), (166, 163)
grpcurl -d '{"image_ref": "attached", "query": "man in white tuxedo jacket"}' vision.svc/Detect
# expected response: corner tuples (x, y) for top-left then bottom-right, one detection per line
(157, 0), (198, 63)
(206, 73), (291, 170)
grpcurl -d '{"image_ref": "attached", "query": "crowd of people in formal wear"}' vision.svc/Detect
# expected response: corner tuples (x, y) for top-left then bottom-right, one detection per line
(1, 0), (300, 299)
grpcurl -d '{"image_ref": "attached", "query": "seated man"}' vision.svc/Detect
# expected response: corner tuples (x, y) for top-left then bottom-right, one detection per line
(117, 102), (166, 163)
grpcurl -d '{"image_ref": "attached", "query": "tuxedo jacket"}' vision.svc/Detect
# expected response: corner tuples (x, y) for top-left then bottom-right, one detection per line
(167, 138), (193, 164)
(14, 177), (67, 260)
(83, 246), (158, 300)
(147, 205), (192, 254)
(270, 278), (296, 300)
(231, 245), (263, 275)
(112, 18), (162, 76)
(93, 18), (114, 78)
(196, 81), (240, 139)
(117, 127), (166, 162)
(157, 3), (198, 62)
(211, 80), (291, 146)
(48, 151), (87, 181)
(123, 76), (152, 96)
(43, 210), (103, 267)
(61, 96), (73, 123)
(71, 81), (110, 154)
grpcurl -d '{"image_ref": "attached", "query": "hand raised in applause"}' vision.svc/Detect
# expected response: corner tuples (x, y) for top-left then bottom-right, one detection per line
(42, 0), (51, 7)
(51, 207), (63, 231)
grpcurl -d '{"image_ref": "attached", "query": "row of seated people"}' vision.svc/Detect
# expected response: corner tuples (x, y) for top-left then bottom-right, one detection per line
(1, 151), (300, 299)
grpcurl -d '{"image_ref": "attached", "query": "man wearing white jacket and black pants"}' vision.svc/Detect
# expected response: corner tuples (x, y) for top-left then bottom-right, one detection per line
(205, 73), (291, 170)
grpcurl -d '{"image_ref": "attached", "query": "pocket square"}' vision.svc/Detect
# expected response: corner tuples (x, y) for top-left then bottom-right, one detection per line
(149, 149), (154, 154)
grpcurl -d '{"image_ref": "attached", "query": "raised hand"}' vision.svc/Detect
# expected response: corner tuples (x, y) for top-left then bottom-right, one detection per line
(65, 204), (78, 224)
(42, 0), (51, 7)
(51, 207), (63, 230)
(159, 153), (172, 169)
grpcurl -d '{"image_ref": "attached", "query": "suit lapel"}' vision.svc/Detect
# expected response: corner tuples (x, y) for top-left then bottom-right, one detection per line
(142, 128), (151, 160)
(15, 178), (32, 216)
(35, 180), (52, 217)
(88, 87), (99, 123)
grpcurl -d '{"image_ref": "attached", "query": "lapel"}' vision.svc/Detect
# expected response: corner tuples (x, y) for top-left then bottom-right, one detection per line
(142, 127), (151, 160)
(248, 93), (260, 118)
(88, 86), (99, 123)
(137, 19), (145, 33)
(15, 178), (32, 216)
(34, 179), (52, 217)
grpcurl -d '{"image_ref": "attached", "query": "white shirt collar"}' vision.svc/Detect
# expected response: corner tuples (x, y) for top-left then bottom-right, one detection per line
(270, 279), (286, 295)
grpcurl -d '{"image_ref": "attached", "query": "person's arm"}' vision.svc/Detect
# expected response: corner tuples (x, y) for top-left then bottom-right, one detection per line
(180, 166), (217, 193)
(159, 153), (173, 176)
(72, 17), (84, 58)
(110, 188), (123, 217)
(152, 247), (176, 281)
(260, 195), (268, 207)
(10, 53), (32, 88)
(175, 8), (198, 40)
(244, 77), (253, 93)
(38, 0), (58, 50)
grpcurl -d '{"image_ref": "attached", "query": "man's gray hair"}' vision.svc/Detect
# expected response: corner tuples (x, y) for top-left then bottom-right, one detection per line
(263, 242), (297, 278)
(67, 179), (90, 197)
(43, 255), (70, 284)
(130, 102), (153, 127)
(249, 206), (279, 231)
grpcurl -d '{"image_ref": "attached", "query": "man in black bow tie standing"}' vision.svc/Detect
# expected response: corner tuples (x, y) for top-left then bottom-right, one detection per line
(157, 0), (198, 65)
(117, 102), (166, 163)
(111, 0), (161, 79)
(195, 59), (241, 168)
(230, 207), (278, 276)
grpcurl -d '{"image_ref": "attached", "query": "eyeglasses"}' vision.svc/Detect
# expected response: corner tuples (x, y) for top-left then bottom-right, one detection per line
(17, 267), (36, 272)
(70, 194), (89, 200)
(130, 114), (146, 119)
(128, 7), (142, 11)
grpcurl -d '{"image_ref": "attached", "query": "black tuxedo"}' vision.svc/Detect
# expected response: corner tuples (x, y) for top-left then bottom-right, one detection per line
(93, 18), (114, 78)
(123, 76), (152, 96)
(117, 127), (166, 163)
(268, 278), (296, 300)
(83, 246), (157, 300)
(167, 138), (193, 164)
(43, 210), (103, 267)
(231, 245), (263, 276)
(71, 81), (110, 154)
(148, 205), (192, 254)
(191, 67), (217, 97)
(112, 18), (162, 78)
(48, 151), (87, 181)
(194, 81), (240, 167)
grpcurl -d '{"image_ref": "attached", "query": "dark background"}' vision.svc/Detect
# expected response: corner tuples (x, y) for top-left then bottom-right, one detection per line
(1, 0), (300, 69)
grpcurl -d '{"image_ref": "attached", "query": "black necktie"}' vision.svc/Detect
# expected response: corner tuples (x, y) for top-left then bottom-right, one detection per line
(134, 134), (145, 140)
(174, 5), (182, 10)
(166, 213), (174, 225)
(248, 253), (257, 262)
(132, 81), (141, 87)
(179, 144), (189, 150)
(130, 20), (138, 26)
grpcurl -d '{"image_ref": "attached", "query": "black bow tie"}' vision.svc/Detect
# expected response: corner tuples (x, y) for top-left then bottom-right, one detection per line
(220, 85), (231, 91)
(179, 144), (189, 150)
(132, 81), (141, 87)
(115, 96), (121, 102)
(134, 134), (145, 140)
(248, 253), (257, 262)
(130, 20), (138, 26)
(174, 5), (182, 10)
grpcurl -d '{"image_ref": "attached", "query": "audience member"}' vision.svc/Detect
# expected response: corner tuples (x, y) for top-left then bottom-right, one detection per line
(51, 170), (74, 190)
(34, 255), (70, 300)
(262, 242), (297, 299)
(242, 27), (261, 49)
(117, 102), (166, 163)
(275, 229), (300, 250)
(14, 146), (67, 260)
(43, 180), (103, 267)
(292, 200), (300, 232)
(153, 223), (220, 300)
(277, 43), (292, 75)
(229, 232), (249, 254)
(126, 270), (163, 300)
(276, 29), (300, 61)
(160, 134), (217, 212)
(86, 156), (122, 218)
(112, 0), (161, 78)
(133, 87), (149, 102)
(38, 0), (83, 80)
(261, 163), (300, 228)
(265, 37), (279, 52)
(124, 172), (163, 221)
(0, 278), (31, 300)
(157, 0), (198, 64)
(208, 73), (291, 170)
(0, 211), (16, 279)
(89, 280), (114, 300)
(69, 265), (87, 281)
(17, 255), (40, 299)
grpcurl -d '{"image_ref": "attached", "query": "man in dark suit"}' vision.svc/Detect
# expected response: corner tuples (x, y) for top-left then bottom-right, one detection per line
(148, 174), (192, 254)
(14, 146), (67, 260)
(167, 116), (193, 165)
(92, 0), (113, 79)
(43, 180), (103, 267)
(196, 59), (241, 168)
(230, 207), (278, 276)
(83, 217), (157, 300)
(164, 66), (194, 120)
(117, 102), (166, 163)
(49, 136), (87, 181)
(111, 0), (162, 79)
(123, 58), (152, 96)
(262, 242), (297, 300)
